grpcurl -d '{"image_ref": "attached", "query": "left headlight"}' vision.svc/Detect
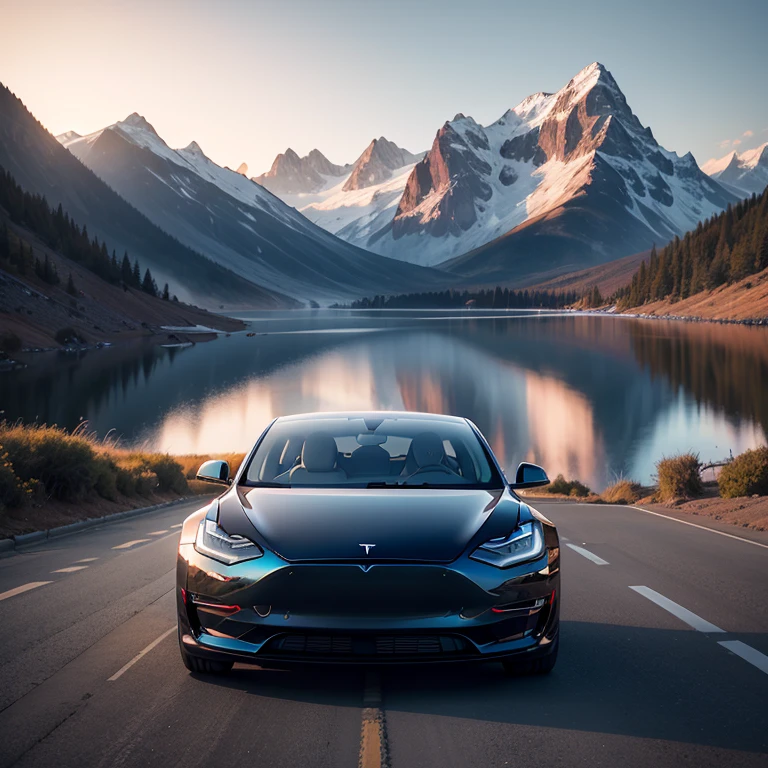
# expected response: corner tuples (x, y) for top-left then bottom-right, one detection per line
(194, 519), (263, 565)
(470, 520), (545, 568)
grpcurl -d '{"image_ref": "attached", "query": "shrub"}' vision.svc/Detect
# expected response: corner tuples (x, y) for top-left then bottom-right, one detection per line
(718, 447), (768, 499)
(142, 454), (188, 494)
(545, 474), (591, 498)
(54, 327), (84, 345)
(0, 449), (24, 509)
(0, 331), (22, 354)
(92, 453), (119, 501)
(602, 479), (642, 504)
(0, 423), (97, 501)
(656, 453), (702, 501)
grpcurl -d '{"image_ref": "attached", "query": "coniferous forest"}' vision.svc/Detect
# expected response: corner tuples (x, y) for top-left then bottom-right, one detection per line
(615, 187), (768, 309)
(345, 286), (582, 310)
(0, 166), (172, 300)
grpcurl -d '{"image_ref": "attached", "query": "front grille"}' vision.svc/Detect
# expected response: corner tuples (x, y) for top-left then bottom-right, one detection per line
(268, 633), (468, 657)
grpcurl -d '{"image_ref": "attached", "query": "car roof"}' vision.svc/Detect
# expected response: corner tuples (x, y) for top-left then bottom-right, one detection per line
(275, 411), (468, 425)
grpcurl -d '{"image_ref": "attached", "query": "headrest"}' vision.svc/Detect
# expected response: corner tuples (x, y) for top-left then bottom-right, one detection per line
(411, 432), (445, 468)
(349, 445), (391, 475)
(301, 432), (338, 472)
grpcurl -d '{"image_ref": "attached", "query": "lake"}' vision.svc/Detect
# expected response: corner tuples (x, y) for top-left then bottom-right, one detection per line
(1, 309), (766, 491)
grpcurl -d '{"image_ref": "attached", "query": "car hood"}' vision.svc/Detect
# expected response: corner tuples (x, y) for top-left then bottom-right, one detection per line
(234, 487), (507, 562)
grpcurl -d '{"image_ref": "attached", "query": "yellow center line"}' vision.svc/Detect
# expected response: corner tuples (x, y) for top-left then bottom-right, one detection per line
(359, 671), (388, 768)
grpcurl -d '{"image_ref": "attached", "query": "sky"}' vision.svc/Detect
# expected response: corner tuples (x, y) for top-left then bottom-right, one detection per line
(2, 0), (767, 175)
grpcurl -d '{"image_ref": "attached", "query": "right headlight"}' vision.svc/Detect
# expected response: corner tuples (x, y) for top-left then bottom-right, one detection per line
(470, 520), (545, 568)
(194, 518), (263, 565)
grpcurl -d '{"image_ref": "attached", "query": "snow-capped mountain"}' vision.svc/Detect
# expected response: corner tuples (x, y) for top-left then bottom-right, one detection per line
(342, 138), (422, 191)
(0, 85), (287, 307)
(701, 143), (768, 196)
(57, 114), (448, 302)
(252, 148), (351, 196)
(255, 137), (424, 248)
(261, 63), (734, 283)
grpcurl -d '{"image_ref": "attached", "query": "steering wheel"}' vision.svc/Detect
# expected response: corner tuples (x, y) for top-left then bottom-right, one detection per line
(405, 464), (457, 481)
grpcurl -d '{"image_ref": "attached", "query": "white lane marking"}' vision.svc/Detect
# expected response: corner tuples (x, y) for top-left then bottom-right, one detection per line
(112, 539), (151, 550)
(170, 524), (183, 529)
(108, 626), (176, 681)
(718, 641), (768, 675)
(75, 557), (98, 563)
(629, 505), (768, 550)
(629, 586), (725, 633)
(560, 536), (570, 542)
(565, 543), (609, 565)
(52, 566), (89, 573)
(0, 581), (52, 602)
(148, 530), (169, 536)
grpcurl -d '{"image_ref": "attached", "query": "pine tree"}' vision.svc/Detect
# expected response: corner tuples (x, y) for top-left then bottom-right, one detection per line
(162, 283), (170, 301)
(141, 268), (156, 296)
(121, 252), (132, 284)
(132, 259), (141, 286)
(66, 272), (77, 296)
(0, 221), (9, 262)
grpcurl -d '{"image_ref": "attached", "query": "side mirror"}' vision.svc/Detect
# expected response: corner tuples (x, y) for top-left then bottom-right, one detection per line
(510, 462), (549, 489)
(196, 459), (231, 486)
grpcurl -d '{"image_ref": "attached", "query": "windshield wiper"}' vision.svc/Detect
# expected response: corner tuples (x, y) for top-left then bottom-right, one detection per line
(247, 481), (290, 488)
(366, 481), (405, 488)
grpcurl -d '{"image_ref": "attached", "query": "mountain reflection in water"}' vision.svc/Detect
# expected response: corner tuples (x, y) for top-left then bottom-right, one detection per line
(1, 311), (765, 489)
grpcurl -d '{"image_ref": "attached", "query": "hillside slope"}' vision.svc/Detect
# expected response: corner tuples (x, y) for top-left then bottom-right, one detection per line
(0, 84), (290, 309)
(58, 116), (449, 303)
(0, 216), (244, 351)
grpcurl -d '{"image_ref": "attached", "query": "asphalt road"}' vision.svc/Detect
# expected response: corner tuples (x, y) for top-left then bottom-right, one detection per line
(0, 498), (766, 768)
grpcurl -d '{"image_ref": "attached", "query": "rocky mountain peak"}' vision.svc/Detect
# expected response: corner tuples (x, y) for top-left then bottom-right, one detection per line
(118, 113), (159, 136)
(235, 162), (248, 175)
(342, 137), (421, 192)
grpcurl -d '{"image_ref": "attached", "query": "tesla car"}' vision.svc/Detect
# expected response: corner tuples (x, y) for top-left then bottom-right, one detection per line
(177, 412), (560, 675)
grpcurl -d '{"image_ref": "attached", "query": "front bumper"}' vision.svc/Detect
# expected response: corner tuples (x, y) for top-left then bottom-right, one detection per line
(177, 544), (559, 666)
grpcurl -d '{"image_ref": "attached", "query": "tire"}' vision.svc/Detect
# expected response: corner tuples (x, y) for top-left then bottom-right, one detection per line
(179, 634), (233, 675)
(502, 641), (558, 677)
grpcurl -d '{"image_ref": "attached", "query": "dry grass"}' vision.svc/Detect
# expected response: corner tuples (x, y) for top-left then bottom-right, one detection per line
(718, 447), (768, 499)
(0, 422), (189, 530)
(627, 266), (768, 321)
(601, 479), (643, 504)
(655, 453), (703, 502)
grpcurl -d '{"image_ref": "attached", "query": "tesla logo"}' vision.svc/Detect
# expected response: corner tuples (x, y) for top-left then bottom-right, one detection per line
(359, 544), (376, 555)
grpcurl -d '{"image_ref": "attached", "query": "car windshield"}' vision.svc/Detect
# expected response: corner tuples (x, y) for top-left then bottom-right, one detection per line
(241, 415), (503, 489)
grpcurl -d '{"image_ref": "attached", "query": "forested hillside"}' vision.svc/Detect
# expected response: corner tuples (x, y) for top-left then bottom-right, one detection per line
(616, 188), (768, 309)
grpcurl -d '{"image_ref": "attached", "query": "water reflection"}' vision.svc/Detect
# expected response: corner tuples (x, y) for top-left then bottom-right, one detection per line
(1, 311), (765, 490)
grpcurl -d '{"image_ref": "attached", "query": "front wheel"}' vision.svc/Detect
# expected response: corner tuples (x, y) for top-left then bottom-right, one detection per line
(502, 641), (558, 676)
(179, 633), (233, 675)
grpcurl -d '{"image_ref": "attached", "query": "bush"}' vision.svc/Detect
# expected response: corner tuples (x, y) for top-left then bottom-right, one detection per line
(602, 479), (642, 504)
(0, 423), (97, 501)
(92, 453), (119, 501)
(656, 453), (702, 501)
(718, 447), (768, 499)
(142, 454), (188, 494)
(54, 327), (84, 345)
(0, 423), (189, 508)
(0, 449), (24, 509)
(545, 474), (591, 498)
(0, 331), (22, 354)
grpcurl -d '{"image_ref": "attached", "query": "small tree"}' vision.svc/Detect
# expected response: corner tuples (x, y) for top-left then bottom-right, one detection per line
(141, 268), (157, 296)
(162, 282), (170, 301)
(66, 272), (77, 296)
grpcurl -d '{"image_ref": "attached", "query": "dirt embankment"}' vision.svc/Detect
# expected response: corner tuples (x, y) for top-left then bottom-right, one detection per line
(621, 267), (768, 322)
(1, 220), (246, 353)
